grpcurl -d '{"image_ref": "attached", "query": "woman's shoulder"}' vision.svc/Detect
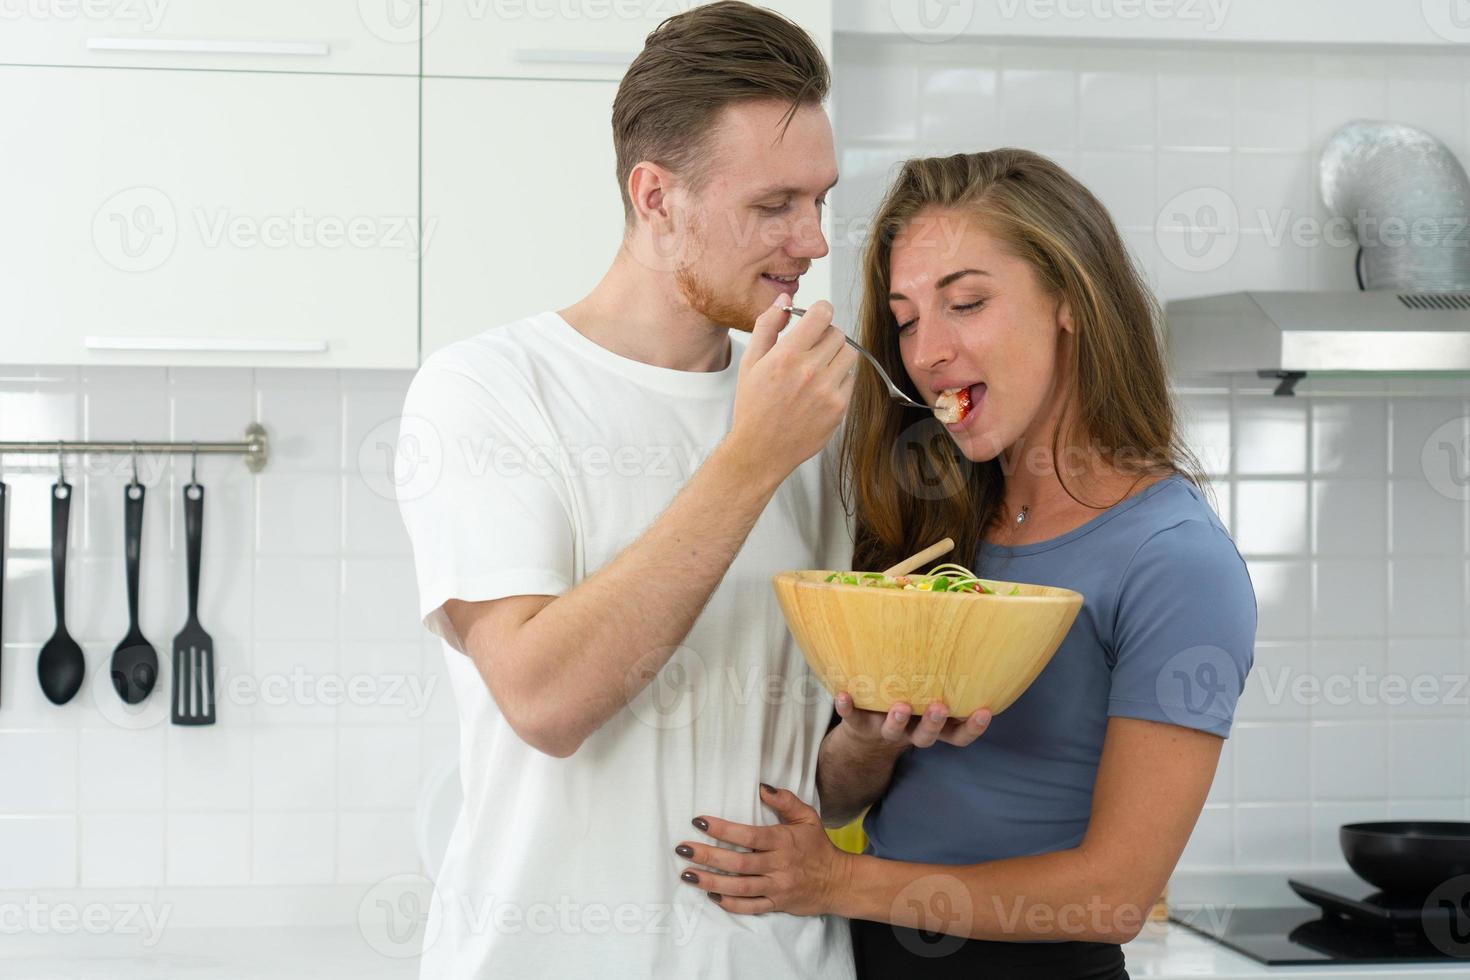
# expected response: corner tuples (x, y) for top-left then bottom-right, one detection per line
(1111, 476), (1254, 622)
(1119, 474), (1240, 564)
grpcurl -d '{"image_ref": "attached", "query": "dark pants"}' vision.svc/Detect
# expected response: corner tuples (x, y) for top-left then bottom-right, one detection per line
(851, 918), (1129, 980)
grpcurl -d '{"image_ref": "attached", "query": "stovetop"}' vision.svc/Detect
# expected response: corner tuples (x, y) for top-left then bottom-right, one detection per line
(1169, 874), (1470, 965)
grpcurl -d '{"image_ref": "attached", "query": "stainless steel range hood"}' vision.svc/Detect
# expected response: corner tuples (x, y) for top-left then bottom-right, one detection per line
(1166, 290), (1470, 394)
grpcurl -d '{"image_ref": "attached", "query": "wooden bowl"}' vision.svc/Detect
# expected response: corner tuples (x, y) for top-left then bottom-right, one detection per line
(772, 571), (1084, 717)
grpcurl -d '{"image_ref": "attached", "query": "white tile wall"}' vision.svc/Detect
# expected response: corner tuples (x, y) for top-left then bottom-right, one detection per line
(0, 365), (454, 906)
(831, 35), (1470, 874)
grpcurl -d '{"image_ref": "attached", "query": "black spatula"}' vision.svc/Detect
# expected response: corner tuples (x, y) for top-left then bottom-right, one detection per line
(171, 480), (214, 725)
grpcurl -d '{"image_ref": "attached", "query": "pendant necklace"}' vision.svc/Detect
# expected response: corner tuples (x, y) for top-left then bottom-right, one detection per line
(1016, 505), (1030, 525)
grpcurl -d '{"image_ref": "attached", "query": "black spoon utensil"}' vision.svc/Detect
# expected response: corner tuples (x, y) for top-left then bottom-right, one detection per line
(37, 475), (84, 705)
(110, 475), (158, 704)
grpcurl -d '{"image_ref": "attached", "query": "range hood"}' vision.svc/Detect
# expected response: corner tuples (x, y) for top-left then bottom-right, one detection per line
(1166, 290), (1470, 395)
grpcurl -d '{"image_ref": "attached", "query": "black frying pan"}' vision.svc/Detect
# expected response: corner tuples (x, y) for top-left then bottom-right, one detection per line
(1341, 822), (1470, 898)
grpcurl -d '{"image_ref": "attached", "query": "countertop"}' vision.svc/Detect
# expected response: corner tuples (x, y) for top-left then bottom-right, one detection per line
(3, 922), (1468, 978)
(1124, 920), (1470, 978)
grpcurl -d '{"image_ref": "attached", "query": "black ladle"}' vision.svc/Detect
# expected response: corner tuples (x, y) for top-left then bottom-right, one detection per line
(38, 460), (84, 705)
(110, 463), (157, 704)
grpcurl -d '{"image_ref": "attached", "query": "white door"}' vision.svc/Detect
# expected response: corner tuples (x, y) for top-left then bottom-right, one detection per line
(0, 66), (420, 368)
(421, 77), (624, 356)
(0, 0), (420, 74)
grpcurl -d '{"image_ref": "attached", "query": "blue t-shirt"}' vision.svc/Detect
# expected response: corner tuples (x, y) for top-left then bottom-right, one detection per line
(862, 473), (1256, 866)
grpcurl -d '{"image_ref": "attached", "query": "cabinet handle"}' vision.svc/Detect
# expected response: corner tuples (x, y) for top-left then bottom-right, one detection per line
(85, 336), (330, 353)
(87, 38), (331, 56)
(511, 48), (637, 66)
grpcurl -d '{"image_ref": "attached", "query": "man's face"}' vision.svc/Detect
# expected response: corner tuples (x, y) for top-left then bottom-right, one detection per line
(670, 100), (837, 332)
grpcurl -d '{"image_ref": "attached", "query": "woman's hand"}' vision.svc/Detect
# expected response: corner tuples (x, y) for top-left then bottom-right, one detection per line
(677, 784), (854, 916)
(834, 692), (992, 751)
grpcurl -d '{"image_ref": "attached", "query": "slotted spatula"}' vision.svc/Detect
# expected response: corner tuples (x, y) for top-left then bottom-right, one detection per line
(171, 478), (214, 725)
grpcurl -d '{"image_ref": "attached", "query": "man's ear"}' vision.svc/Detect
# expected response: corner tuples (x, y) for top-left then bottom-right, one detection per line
(627, 160), (676, 231)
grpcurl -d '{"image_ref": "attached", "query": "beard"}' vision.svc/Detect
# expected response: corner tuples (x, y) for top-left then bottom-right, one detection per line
(675, 262), (766, 334)
(668, 207), (768, 333)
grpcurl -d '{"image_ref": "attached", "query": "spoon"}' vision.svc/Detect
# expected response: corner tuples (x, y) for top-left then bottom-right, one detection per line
(882, 538), (956, 577)
(110, 478), (158, 704)
(37, 475), (84, 705)
(779, 305), (929, 410)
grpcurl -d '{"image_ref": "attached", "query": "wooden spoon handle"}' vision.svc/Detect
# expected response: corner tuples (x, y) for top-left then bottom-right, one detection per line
(880, 537), (955, 577)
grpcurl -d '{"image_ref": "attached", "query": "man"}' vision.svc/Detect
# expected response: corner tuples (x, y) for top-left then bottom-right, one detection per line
(395, 3), (858, 976)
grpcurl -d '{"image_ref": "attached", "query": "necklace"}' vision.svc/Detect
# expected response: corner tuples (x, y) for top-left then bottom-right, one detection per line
(1016, 505), (1030, 525)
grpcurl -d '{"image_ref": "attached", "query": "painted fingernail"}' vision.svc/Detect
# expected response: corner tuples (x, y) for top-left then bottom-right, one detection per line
(680, 871), (699, 884)
(675, 844), (694, 858)
(708, 892), (722, 904)
(759, 782), (775, 794)
(692, 817), (709, 832)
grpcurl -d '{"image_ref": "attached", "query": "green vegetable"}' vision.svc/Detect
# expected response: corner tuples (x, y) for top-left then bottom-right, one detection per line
(819, 562), (1023, 596)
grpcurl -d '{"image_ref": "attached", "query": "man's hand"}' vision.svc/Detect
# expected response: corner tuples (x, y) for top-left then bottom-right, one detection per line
(834, 692), (992, 751)
(730, 297), (858, 476)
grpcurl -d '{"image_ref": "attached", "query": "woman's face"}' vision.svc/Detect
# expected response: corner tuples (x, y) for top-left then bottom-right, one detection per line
(888, 208), (1073, 464)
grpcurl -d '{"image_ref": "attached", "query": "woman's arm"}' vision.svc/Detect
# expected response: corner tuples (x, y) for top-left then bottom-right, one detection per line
(681, 716), (1221, 945)
(816, 693), (992, 827)
(816, 723), (905, 827)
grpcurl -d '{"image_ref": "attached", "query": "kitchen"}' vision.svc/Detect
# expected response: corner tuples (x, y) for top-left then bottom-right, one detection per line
(1, 0), (1469, 976)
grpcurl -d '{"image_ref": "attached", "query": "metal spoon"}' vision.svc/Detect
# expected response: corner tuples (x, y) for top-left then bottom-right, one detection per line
(110, 454), (158, 704)
(38, 452), (84, 706)
(779, 305), (929, 410)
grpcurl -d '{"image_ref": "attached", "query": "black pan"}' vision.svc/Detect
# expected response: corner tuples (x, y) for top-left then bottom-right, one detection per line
(1341, 822), (1470, 899)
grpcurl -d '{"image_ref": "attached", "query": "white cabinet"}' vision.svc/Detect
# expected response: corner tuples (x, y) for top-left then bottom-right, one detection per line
(0, 67), (419, 368)
(0, 1), (419, 74)
(423, 0), (680, 80)
(423, 0), (831, 79)
(421, 77), (625, 356)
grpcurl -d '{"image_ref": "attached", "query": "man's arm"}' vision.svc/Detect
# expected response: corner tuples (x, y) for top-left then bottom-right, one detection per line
(446, 300), (858, 758)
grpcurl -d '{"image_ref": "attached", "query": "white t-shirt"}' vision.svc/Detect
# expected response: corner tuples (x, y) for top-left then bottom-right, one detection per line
(396, 311), (856, 979)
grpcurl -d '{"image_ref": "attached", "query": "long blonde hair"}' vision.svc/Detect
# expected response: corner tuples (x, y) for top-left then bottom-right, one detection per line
(841, 149), (1206, 572)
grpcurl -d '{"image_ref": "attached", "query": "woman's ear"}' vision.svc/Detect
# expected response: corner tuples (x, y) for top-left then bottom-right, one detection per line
(1056, 298), (1075, 335)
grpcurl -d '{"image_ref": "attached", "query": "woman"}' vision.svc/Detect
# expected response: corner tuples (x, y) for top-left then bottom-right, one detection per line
(673, 150), (1256, 979)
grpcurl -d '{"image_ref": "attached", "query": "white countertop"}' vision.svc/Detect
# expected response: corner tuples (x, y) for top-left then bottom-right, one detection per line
(0, 926), (415, 980)
(3, 921), (1467, 979)
(1124, 920), (1470, 979)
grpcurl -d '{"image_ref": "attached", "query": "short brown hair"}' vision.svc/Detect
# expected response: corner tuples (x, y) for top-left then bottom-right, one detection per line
(612, 1), (830, 221)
